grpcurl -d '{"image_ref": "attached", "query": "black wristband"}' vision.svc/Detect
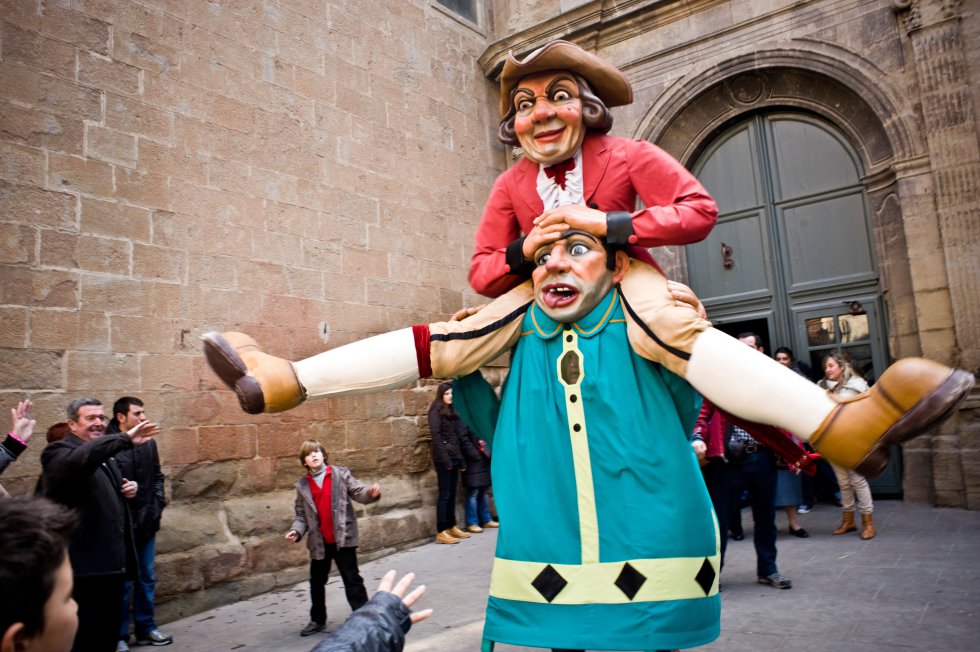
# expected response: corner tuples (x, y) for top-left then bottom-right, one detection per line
(505, 237), (534, 277)
(605, 211), (634, 246)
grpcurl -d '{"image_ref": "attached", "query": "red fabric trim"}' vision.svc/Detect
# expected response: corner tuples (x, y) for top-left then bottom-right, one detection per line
(413, 324), (432, 379)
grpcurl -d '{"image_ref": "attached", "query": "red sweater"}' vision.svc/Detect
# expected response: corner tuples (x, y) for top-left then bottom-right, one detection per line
(307, 468), (335, 544)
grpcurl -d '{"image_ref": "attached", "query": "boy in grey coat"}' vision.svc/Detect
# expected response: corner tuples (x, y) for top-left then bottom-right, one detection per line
(285, 439), (381, 637)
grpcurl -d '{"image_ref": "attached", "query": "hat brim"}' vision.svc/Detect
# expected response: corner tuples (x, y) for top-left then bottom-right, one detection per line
(498, 40), (633, 117)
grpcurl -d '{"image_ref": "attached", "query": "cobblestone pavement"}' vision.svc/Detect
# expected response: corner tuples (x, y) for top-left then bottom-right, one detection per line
(164, 499), (980, 651)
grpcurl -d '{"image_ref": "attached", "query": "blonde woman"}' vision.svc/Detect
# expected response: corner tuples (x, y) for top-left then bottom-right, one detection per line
(819, 354), (875, 539)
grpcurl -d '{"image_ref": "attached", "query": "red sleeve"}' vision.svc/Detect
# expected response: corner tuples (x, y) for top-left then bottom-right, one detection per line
(469, 173), (526, 298)
(626, 139), (718, 247)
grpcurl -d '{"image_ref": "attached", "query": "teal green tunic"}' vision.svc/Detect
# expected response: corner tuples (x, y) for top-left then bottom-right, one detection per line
(483, 289), (720, 650)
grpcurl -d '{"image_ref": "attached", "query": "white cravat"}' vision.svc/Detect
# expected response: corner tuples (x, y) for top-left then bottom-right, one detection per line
(536, 149), (583, 210)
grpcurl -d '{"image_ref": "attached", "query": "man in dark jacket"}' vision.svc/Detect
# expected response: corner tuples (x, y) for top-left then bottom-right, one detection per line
(109, 396), (172, 649)
(40, 397), (158, 652)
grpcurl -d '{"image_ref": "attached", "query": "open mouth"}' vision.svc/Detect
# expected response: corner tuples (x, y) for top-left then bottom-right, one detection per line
(542, 283), (579, 308)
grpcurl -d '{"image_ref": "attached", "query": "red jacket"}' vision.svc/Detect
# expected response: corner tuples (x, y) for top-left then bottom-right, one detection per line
(693, 399), (819, 474)
(469, 132), (718, 297)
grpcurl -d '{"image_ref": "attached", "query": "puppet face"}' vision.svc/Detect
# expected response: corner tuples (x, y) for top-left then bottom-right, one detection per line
(512, 70), (585, 165)
(531, 232), (625, 323)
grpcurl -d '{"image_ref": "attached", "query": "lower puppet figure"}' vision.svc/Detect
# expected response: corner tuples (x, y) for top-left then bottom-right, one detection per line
(209, 233), (720, 651)
(285, 440), (381, 638)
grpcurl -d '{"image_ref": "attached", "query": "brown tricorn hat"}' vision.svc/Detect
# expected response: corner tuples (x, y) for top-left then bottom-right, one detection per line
(498, 40), (633, 117)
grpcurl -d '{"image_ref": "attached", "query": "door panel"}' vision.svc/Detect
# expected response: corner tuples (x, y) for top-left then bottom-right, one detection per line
(779, 193), (876, 292)
(688, 112), (900, 495)
(687, 211), (773, 304)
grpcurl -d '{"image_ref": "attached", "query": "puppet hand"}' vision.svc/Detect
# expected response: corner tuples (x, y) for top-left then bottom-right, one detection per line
(522, 220), (569, 261)
(534, 204), (608, 237)
(667, 280), (707, 320)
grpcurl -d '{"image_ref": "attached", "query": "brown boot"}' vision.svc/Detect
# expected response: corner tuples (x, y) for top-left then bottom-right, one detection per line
(832, 511), (857, 535)
(448, 525), (471, 539)
(435, 530), (459, 544)
(810, 358), (974, 478)
(202, 331), (305, 414)
(860, 513), (876, 540)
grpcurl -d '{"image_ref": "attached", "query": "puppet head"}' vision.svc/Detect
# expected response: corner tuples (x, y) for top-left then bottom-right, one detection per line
(530, 230), (629, 323)
(497, 40), (632, 160)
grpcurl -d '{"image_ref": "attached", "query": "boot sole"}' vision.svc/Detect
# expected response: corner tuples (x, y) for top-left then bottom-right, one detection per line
(855, 369), (974, 477)
(201, 332), (266, 414)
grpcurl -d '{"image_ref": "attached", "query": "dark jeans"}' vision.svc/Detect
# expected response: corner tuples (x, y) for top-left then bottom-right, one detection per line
(702, 447), (779, 577)
(120, 534), (159, 638)
(435, 462), (461, 531)
(73, 574), (126, 652)
(801, 456), (840, 504)
(465, 485), (492, 526)
(309, 544), (369, 625)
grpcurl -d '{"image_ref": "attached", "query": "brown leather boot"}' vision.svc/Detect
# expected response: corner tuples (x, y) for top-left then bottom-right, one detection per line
(832, 511), (857, 535)
(202, 331), (305, 414)
(860, 513), (876, 540)
(810, 358), (974, 478)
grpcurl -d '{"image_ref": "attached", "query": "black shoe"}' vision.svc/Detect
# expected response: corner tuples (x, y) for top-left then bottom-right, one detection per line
(758, 573), (792, 589)
(730, 532), (744, 541)
(300, 621), (326, 636)
(789, 526), (810, 538)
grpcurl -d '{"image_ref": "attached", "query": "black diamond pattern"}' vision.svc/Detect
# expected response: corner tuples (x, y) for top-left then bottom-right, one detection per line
(614, 562), (647, 600)
(531, 564), (568, 602)
(694, 558), (716, 595)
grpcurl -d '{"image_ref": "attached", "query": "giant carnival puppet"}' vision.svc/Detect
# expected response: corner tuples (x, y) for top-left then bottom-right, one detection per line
(202, 41), (975, 651)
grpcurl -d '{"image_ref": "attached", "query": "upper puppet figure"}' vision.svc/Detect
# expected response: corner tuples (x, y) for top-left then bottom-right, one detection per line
(470, 39), (718, 298)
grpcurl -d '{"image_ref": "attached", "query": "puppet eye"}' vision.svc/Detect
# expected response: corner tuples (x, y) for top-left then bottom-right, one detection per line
(516, 98), (534, 112)
(535, 252), (551, 266)
(552, 89), (572, 102)
(569, 242), (590, 256)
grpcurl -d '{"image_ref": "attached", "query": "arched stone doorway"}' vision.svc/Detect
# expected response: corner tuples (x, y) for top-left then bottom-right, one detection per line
(643, 63), (921, 495)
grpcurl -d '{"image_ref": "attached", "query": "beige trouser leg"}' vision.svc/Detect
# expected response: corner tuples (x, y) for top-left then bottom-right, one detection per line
(619, 260), (836, 439)
(832, 464), (874, 514)
(293, 328), (421, 399)
(294, 281), (534, 399)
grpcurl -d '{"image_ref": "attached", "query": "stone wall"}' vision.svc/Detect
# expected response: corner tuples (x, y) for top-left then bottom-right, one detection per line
(0, 0), (502, 620)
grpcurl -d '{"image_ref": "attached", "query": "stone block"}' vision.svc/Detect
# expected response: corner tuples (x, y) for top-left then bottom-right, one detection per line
(79, 50), (140, 95)
(138, 139), (208, 185)
(85, 124), (138, 167)
(39, 231), (130, 275)
(231, 457), (278, 494)
(0, 307), (28, 348)
(47, 153), (114, 197)
(29, 308), (110, 352)
(155, 550), (205, 597)
(245, 533), (308, 573)
(375, 475), (422, 510)
(169, 461), (241, 500)
(0, 223), (35, 265)
(0, 103), (83, 155)
(80, 197), (152, 241)
(157, 503), (226, 554)
(0, 181), (76, 231)
(105, 94), (173, 143)
(132, 243), (185, 282)
(197, 424), (257, 462)
(1, 22), (75, 79)
(141, 354), (198, 392)
(224, 492), (295, 537)
(115, 168), (170, 210)
(0, 349), (63, 389)
(112, 29), (179, 75)
(0, 141), (45, 186)
(155, 426), (199, 466)
(201, 542), (248, 587)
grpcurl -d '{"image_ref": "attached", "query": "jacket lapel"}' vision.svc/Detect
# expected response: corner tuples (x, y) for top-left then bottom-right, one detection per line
(582, 133), (611, 205)
(513, 157), (544, 218)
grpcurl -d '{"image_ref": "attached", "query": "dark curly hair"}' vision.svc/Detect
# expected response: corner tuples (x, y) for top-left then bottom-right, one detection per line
(497, 73), (613, 147)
